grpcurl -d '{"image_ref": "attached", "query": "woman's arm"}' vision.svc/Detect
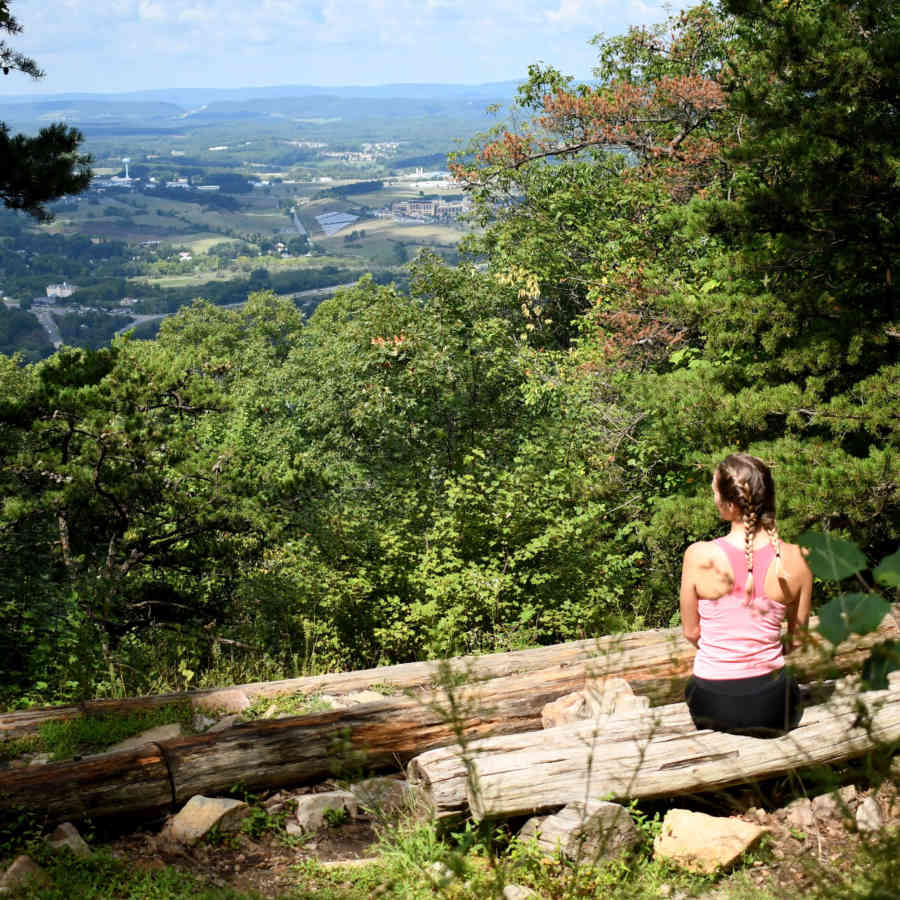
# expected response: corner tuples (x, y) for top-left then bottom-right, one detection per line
(680, 543), (702, 647)
(783, 544), (813, 652)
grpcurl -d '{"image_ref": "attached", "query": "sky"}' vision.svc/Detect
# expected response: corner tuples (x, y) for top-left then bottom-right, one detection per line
(0, 0), (669, 96)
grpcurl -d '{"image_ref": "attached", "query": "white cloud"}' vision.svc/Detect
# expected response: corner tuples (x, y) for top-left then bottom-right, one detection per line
(1, 0), (670, 93)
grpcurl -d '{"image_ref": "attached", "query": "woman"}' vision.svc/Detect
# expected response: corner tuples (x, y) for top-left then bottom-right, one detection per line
(680, 453), (813, 736)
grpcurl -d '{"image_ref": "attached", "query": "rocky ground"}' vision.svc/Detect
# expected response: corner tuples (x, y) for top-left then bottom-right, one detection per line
(90, 768), (900, 898)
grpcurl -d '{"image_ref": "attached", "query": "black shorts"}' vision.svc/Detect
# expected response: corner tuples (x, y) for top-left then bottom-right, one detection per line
(685, 668), (801, 738)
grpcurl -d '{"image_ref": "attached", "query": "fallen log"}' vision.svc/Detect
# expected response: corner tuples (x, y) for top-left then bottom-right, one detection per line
(468, 675), (900, 821)
(0, 747), (173, 825)
(3, 605), (896, 739)
(0, 662), (584, 825)
(408, 702), (697, 822)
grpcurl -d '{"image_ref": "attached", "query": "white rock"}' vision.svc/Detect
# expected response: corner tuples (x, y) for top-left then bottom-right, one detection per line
(653, 809), (769, 874)
(0, 855), (51, 892)
(350, 777), (417, 818)
(503, 885), (537, 900)
(519, 800), (639, 862)
(104, 723), (183, 754)
(426, 861), (453, 885)
(27, 752), (52, 767)
(856, 797), (884, 833)
(207, 714), (243, 733)
(839, 785), (858, 807)
(193, 689), (251, 714)
(584, 676), (648, 718)
(811, 792), (839, 818)
(541, 692), (587, 729)
(344, 690), (388, 705)
(294, 791), (357, 832)
(193, 713), (216, 732)
(167, 795), (251, 846)
(285, 822), (303, 837)
(785, 798), (814, 830)
(47, 822), (91, 858)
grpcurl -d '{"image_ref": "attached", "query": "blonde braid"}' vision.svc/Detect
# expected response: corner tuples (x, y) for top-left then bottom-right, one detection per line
(737, 480), (757, 600)
(765, 523), (785, 581)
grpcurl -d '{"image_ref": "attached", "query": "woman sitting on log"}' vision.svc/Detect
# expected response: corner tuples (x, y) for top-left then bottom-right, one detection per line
(679, 452), (812, 736)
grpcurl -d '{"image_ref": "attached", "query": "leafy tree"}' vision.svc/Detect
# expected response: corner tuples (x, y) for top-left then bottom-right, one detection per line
(0, 1), (92, 220)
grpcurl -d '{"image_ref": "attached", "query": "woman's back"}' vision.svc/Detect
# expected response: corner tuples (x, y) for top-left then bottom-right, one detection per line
(693, 538), (785, 678)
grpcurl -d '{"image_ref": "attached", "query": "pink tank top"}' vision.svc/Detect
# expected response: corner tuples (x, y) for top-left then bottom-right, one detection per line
(692, 537), (786, 679)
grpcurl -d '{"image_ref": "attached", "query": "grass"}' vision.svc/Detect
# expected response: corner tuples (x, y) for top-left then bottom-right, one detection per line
(5, 848), (261, 900)
(27, 702), (195, 762)
(242, 692), (340, 721)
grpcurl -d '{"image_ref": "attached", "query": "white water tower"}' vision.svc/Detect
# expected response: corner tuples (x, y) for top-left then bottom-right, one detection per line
(122, 157), (131, 179)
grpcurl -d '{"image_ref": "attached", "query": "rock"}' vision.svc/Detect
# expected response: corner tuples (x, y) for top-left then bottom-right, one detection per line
(103, 723), (183, 755)
(47, 822), (91, 858)
(193, 689), (251, 714)
(285, 822), (303, 837)
(320, 857), (380, 868)
(785, 798), (814, 830)
(541, 692), (587, 729)
(811, 792), (839, 819)
(27, 752), (52, 767)
(207, 714), (243, 733)
(503, 885), (538, 900)
(263, 704), (280, 719)
(193, 713), (216, 732)
(518, 800), (639, 862)
(294, 791), (357, 832)
(426, 861), (453, 885)
(583, 676), (649, 718)
(0, 855), (51, 893)
(839, 785), (858, 807)
(316, 694), (348, 710)
(653, 809), (769, 874)
(167, 795), (251, 846)
(350, 777), (418, 819)
(856, 797), (885, 833)
(344, 690), (388, 705)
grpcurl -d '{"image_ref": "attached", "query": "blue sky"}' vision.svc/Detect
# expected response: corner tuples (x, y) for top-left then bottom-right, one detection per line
(1, 0), (669, 95)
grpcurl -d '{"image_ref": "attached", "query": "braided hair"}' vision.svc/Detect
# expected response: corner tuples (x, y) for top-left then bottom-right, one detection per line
(714, 453), (781, 600)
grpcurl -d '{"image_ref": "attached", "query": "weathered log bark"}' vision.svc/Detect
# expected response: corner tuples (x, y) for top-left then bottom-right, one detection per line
(468, 676), (900, 821)
(0, 663), (581, 825)
(3, 606), (896, 740)
(0, 747), (173, 825)
(408, 702), (697, 822)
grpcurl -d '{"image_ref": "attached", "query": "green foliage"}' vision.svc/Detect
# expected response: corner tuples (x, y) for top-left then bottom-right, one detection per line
(0, 3), (92, 219)
(800, 532), (899, 688)
(6, 847), (260, 899)
(36, 702), (192, 761)
(322, 806), (351, 828)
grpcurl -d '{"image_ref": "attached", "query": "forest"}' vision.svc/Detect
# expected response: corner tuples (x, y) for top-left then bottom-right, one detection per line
(0, 0), (897, 709)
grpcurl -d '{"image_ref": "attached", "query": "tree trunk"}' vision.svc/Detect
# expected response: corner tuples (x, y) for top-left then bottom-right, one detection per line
(0, 747), (173, 825)
(3, 606), (895, 740)
(468, 676), (900, 821)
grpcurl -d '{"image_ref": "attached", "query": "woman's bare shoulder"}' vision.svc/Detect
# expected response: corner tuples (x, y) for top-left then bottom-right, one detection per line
(683, 540), (721, 562)
(778, 541), (814, 579)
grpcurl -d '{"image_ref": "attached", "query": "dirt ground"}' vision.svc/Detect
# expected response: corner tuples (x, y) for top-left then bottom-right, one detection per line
(98, 770), (900, 898)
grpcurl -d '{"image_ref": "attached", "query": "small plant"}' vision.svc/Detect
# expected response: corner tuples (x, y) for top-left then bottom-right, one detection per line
(0, 735), (41, 763)
(799, 533), (899, 688)
(323, 805), (351, 828)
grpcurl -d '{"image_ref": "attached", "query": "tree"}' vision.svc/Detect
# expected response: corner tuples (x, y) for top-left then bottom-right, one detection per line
(0, 1), (92, 220)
